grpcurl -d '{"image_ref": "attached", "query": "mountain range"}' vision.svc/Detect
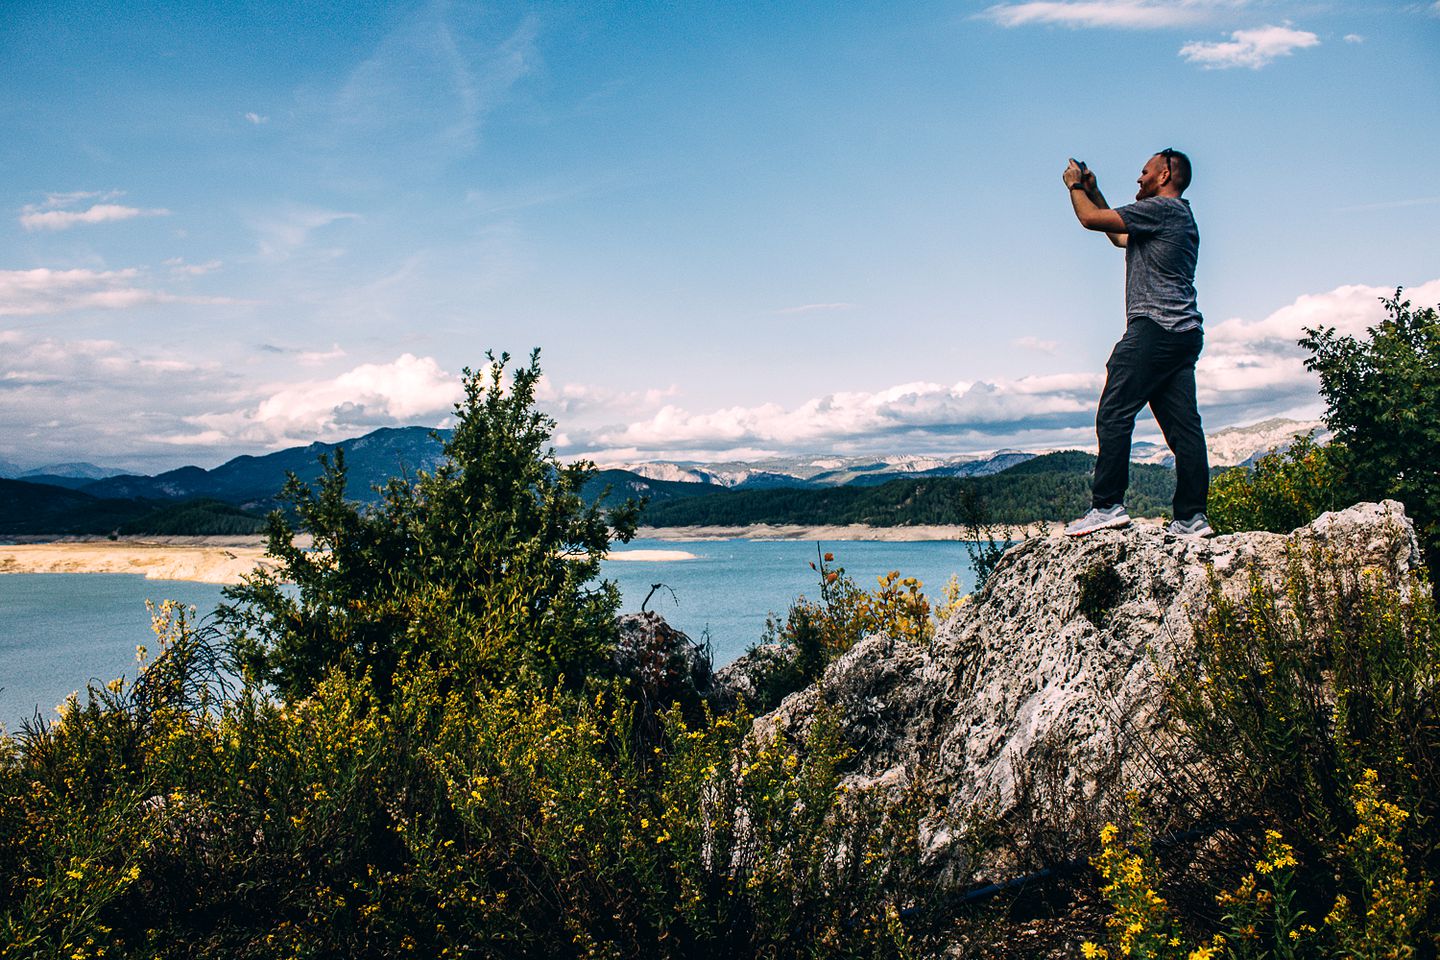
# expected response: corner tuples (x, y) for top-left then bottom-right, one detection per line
(0, 417), (1327, 536)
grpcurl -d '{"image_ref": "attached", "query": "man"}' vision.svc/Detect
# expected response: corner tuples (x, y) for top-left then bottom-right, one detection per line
(1062, 149), (1212, 537)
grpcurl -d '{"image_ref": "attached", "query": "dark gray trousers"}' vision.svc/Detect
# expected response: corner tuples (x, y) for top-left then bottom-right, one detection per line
(1092, 317), (1208, 521)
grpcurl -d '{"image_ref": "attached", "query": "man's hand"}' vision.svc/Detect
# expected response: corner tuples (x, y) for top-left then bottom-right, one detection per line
(1062, 159), (1084, 188)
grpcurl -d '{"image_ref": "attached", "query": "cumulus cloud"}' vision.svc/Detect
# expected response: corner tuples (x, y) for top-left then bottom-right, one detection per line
(20, 203), (170, 231)
(185, 354), (464, 447)
(980, 0), (1226, 30)
(1197, 279), (1440, 421)
(565, 279), (1440, 459)
(0, 329), (234, 470)
(1179, 24), (1319, 68)
(0, 268), (238, 316)
(579, 374), (1104, 458)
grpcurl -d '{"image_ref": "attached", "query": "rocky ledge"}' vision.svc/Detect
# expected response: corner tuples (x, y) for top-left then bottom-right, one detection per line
(721, 501), (1421, 874)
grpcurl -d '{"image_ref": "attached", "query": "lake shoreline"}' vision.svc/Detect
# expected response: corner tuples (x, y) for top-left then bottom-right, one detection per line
(0, 523), (1070, 585)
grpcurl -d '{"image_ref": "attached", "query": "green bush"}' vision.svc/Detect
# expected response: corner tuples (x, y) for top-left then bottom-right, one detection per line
(0, 602), (928, 958)
(747, 550), (934, 711)
(218, 350), (641, 702)
(1207, 434), (1343, 536)
(1301, 289), (1440, 579)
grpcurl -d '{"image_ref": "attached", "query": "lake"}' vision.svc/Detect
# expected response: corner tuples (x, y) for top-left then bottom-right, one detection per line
(0, 538), (977, 729)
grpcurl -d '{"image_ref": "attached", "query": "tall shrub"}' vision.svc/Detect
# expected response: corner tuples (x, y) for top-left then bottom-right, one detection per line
(1300, 289), (1440, 578)
(219, 350), (640, 701)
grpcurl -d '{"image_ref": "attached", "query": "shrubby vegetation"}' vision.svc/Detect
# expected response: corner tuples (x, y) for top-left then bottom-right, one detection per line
(218, 351), (640, 702)
(1211, 289), (1439, 578)
(3, 286), (1438, 957)
(0, 352), (931, 959)
(740, 549), (961, 711)
(1207, 434), (1342, 537)
(1085, 550), (1439, 958)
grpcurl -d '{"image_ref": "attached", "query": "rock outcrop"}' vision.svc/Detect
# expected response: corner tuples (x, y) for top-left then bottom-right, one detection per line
(733, 501), (1421, 872)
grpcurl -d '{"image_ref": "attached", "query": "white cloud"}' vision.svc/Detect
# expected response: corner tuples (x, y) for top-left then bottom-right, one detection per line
(567, 279), (1440, 459)
(243, 111), (269, 124)
(1013, 335), (1059, 353)
(0, 268), (238, 316)
(980, 0), (1228, 30)
(583, 374), (1103, 456)
(247, 205), (362, 258)
(1198, 279), (1440, 418)
(19, 203), (170, 232)
(298, 344), (348, 366)
(186, 354), (464, 447)
(324, 6), (540, 166)
(1179, 24), (1319, 69)
(163, 257), (223, 276)
(1343, 33), (1364, 43)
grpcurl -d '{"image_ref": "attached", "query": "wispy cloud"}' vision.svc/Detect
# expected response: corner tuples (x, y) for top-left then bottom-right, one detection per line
(1179, 24), (1319, 68)
(1333, 196), (1440, 213)
(298, 344), (348, 366)
(247, 205), (361, 258)
(163, 257), (223, 276)
(1013, 335), (1059, 353)
(20, 203), (170, 232)
(0, 268), (239, 316)
(243, 111), (268, 124)
(775, 302), (857, 315)
(980, 0), (1229, 30)
(320, 3), (540, 169)
(1343, 33), (1364, 43)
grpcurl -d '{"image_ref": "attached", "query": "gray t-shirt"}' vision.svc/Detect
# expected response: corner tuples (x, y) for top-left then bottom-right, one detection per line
(1115, 196), (1202, 332)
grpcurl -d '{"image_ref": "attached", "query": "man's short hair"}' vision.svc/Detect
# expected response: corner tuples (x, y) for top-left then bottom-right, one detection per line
(1159, 148), (1192, 193)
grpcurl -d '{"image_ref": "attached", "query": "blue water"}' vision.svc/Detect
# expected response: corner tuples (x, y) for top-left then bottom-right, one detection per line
(0, 538), (975, 729)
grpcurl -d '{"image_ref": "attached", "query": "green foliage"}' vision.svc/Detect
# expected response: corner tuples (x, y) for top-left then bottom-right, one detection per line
(747, 550), (934, 711)
(1207, 434), (1343, 536)
(0, 600), (927, 958)
(1300, 289), (1440, 577)
(956, 487), (1013, 591)
(118, 499), (267, 536)
(1168, 551), (1440, 857)
(218, 350), (640, 702)
(1086, 795), (1429, 960)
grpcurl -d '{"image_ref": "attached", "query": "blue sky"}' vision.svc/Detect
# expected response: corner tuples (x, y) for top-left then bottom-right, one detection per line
(2, 0), (1437, 472)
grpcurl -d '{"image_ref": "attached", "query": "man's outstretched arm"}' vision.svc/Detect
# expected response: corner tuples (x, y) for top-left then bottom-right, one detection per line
(1063, 161), (1127, 247)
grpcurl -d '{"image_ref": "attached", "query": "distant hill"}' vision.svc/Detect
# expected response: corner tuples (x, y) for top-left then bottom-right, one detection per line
(80, 426), (449, 509)
(637, 451), (1181, 527)
(0, 479), (268, 537)
(21, 462), (126, 480)
(0, 417), (1330, 536)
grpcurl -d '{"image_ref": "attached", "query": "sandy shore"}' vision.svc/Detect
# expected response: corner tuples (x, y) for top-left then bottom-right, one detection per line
(0, 540), (278, 585)
(0, 523), (1069, 584)
(636, 522), (1060, 542)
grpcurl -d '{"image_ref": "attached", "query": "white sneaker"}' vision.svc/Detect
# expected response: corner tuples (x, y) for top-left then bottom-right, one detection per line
(1167, 514), (1214, 537)
(1065, 504), (1131, 537)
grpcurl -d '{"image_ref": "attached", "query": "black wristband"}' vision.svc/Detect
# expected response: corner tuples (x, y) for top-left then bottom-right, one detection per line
(1069, 181), (1088, 191)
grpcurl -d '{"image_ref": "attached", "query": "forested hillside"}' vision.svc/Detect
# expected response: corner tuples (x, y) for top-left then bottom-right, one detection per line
(638, 451), (1181, 526)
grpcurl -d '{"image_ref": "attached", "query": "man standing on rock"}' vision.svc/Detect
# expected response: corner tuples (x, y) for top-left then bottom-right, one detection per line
(1061, 149), (1212, 537)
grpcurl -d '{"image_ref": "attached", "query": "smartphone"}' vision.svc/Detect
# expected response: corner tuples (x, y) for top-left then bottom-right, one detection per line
(1070, 158), (1087, 172)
